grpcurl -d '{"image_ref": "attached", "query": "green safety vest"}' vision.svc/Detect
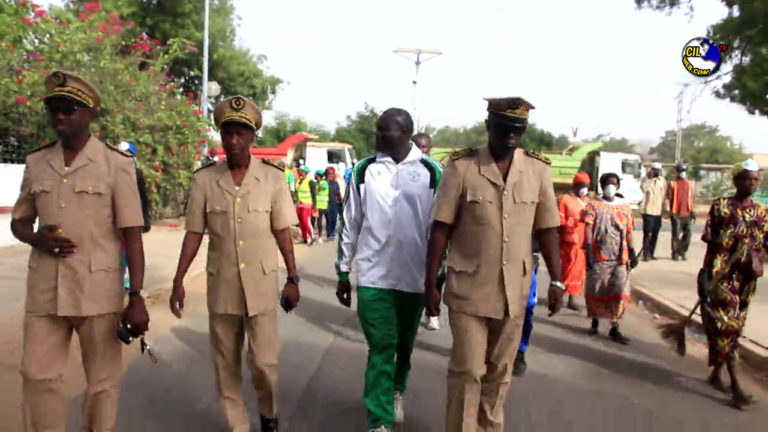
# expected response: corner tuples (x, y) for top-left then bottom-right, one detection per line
(316, 180), (329, 210)
(297, 178), (313, 204)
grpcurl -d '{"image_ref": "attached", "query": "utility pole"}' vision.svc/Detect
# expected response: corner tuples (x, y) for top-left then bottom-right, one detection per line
(675, 87), (686, 163)
(393, 48), (442, 133)
(200, 0), (211, 156)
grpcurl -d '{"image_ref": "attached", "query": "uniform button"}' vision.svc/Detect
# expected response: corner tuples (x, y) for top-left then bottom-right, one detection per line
(504, 214), (509, 219)
(238, 240), (244, 247)
(60, 203), (66, 208)
(503, 190), (508, 196)
(503, 237), (509, 243)
(56, 229), (63, 234)
(236, 197), (241, 203)
(237, 218), (243, 223)
(503, 260), (508, 265)
(88, 186), (93, 191)
(239, 263), (245, 269)
(61, 178), (68, 183)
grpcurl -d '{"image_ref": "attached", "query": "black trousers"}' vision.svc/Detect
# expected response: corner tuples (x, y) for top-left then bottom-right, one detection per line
(641, 214), (662, 258)
(671, 215), (693, 258)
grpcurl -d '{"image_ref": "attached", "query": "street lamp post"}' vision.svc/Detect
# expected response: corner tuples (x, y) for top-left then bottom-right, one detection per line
(201, 0), (210, 118)
(393, 47), (442, 133)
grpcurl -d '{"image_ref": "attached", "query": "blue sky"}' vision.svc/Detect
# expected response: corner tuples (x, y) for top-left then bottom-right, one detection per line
(41, 0), (768, 152)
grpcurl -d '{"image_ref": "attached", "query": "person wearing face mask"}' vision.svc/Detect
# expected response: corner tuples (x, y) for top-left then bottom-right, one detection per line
(556, 172), (591, 312)
(667, 163), (695, 261)
(583, 173), (638, 344)
(640, 162), (667, 261)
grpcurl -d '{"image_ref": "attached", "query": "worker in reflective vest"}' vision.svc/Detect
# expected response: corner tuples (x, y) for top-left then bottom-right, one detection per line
(314, 170), (329, 243)
(296, 167), (315, 244)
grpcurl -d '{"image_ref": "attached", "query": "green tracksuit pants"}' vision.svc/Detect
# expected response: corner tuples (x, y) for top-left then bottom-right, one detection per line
(357, 286), (425, 429)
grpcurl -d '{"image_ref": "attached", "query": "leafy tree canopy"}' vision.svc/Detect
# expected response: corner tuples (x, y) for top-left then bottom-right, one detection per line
(648, 122), (746, 165)
(68, 0), (282, 109)
(259, 112), (332, 145)
(634, 0), (768, 117)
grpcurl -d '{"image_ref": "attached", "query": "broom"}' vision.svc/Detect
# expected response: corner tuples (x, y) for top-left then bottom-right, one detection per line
(657, 252), (741, 356)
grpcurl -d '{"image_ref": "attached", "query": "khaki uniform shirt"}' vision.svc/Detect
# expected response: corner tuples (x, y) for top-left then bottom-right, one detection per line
(12, 137), (144, 316)
(433, 146), (560, 319)
(639, 176), (667, 216)
(185, 156), (297, 316)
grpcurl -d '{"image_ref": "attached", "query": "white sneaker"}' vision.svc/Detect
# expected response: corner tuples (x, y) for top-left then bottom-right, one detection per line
(426, 316), (440, 331)
(394, 391), (404, 425)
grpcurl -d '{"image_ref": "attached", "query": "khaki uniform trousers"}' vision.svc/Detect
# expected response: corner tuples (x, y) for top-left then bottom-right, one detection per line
(446, 308), (525, 432)
(21, 312), (122, 432)
(209, 310), (279, 432)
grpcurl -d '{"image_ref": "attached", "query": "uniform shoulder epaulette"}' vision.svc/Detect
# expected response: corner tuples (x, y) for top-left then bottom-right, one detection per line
(27, 141), (56, 155)
(261, 158), (285, 171)
(194, 160), (216, 174)
(449, 147), (478, 161)
(104, 143), (133, 158)
(524, 149), (551, 165)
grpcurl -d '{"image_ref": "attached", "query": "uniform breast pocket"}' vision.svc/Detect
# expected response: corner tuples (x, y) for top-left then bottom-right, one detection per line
(247, 198), (272, 232)
(30, 181), (54, 213)
(205, 202), (230, 235)
(465, 189), (496, 223)
(512, 184), (539, 221)
(74, 182), (110, 209)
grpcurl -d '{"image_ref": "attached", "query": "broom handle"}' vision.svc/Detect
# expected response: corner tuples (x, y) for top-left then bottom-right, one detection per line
(685, 251), (744, 325)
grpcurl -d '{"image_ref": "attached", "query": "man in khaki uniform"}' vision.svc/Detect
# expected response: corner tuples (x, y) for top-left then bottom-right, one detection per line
(425, 97), (564, 431)
(170, 95), (300, 432)
(11, 70), (150, 431)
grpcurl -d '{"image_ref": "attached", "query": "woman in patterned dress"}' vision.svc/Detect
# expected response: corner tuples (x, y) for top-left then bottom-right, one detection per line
(700, 159), (765, 408)
(583, 173), (638, 344)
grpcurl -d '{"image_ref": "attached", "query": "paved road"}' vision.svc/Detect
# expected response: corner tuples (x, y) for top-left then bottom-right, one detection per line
(2, 232), (768, 431)
(79, 241), (768, 431)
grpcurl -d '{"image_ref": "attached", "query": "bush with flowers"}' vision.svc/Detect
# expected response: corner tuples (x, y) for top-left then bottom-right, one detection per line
(0, 0), (214, 218)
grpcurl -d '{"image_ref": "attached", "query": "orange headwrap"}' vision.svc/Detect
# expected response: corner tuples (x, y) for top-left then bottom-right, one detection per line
(573, 172), (591, 185)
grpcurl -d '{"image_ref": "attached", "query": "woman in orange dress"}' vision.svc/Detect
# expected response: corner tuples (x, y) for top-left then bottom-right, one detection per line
(557, 172), (591, 311)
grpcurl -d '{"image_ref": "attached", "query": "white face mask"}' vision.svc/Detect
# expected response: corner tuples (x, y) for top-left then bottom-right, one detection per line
(603, 184), (617, 198)
(679, 172), (687, 179)
(578, 187), (588, 197)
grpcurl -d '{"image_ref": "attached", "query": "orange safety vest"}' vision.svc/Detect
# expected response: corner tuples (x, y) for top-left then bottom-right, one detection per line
(668, 179), (694, 215)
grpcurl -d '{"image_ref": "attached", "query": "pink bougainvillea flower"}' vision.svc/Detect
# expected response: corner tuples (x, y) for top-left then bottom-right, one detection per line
(34, 9), (46, 18)
(125, 20), (136, 29)
(55, 41), (62, 48)
(16, 77), (24, 84)
(22, 16), (35, 26)
(83, 1), (101, 12)
(180, 121), (188, 127)
(77, 12), (91, 21)
(198, 139), (207, 144)
(96, 35), (104, 44)
(186, 92), (195, 99)
(31, 2), (41, 9)
(6, 43), (15, 50)
(187, 45), (198, 52)
(98, 23), (108, 33)
(15, 96), (28, 104)
(128, 79), (136, 85)
(14, 68), (23, 74)
(149, 69), (158, 74)
(193, 109), (203, 116)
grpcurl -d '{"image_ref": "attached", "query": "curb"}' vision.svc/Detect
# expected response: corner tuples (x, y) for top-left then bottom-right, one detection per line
(631, 282), (768, 370)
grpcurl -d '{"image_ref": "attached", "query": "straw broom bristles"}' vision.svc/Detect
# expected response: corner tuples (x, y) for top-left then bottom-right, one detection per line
(658, 300), (700, 356)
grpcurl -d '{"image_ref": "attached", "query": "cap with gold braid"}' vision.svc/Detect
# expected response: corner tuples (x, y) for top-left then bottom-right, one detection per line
(484, 97), (535, 128)
(213, 95), (263, 131)
(43, 70), (101, 108)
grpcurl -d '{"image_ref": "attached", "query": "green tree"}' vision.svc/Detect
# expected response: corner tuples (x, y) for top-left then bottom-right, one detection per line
(648, 123), (747, 166)
(68, 0), (282, 108)
(633, 0), (768, 117)
(332, 104), (380, 158)
(590, 134), (637, 153)
(258, 112), (332, 146)
(430, 123), (487, 148)
(0, 1), (209, 217)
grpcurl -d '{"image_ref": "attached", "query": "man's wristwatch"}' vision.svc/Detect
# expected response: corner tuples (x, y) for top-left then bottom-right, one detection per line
(550, 281), (566, 291)
(286, 276), (301, 285)
(128, 290), (143, 299)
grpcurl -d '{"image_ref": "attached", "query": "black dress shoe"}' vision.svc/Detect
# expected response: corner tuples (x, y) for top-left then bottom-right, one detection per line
(609, 326), (630, 345)
(513, 350), (527, 377)
(260, 416), (279, 432)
